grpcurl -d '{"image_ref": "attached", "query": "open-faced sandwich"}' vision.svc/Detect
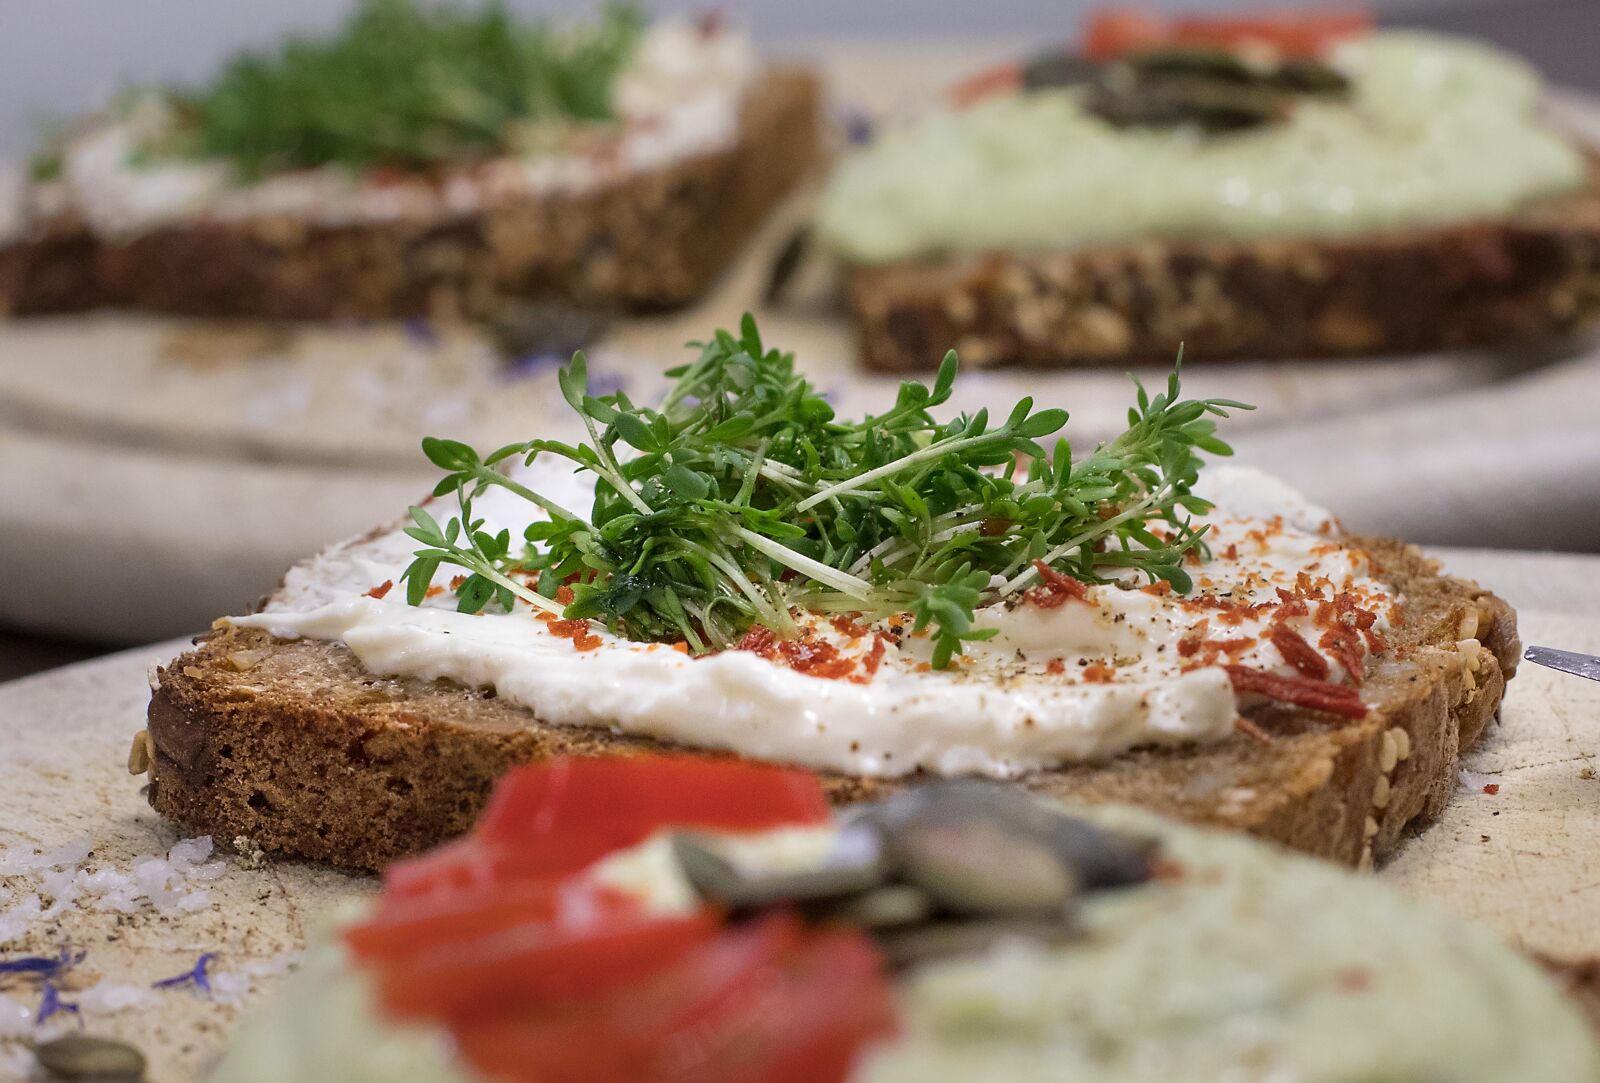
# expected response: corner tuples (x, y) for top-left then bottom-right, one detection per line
(210, 755), (1600, 1082)
(137, 317), (1516, 871)
(816, 8), (1600, 369)
(0, 1), (818, 320)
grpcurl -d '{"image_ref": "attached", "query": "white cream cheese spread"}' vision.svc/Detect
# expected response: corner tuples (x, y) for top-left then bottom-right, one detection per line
(232, 460), (1398, 777)
(13, 19), (754, 240)
(817, 31), (1588, 262)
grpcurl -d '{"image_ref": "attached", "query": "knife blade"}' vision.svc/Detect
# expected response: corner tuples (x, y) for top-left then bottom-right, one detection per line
(1524, 646), (1600, 683)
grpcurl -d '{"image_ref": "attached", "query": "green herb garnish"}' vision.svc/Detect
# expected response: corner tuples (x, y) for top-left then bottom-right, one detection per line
(402, 316), (1251, 669)
(154, 0), (643, 177)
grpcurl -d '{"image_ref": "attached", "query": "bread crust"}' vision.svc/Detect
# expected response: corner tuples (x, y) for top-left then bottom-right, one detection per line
(0, 68), (820, 319)
(142, 536), (1516, 873)
(843, 160), (1600, 369)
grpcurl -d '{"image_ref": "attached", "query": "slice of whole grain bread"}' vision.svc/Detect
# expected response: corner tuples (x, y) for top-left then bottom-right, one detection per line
(140, 536), (1516, 873)
(0, 68), (819, 321)
(843, 158), (1600, 370)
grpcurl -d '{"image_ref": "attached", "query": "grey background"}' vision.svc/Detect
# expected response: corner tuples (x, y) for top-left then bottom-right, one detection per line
(2, 0), (1597, 159)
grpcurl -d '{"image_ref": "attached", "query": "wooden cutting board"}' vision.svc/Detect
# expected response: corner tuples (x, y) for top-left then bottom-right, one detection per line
(0, 549), (1596, 1082)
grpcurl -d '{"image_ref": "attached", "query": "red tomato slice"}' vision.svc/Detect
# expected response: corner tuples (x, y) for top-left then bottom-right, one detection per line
(385, 756), (828, 898)
(374, 904), (722, 1021)
(1083, 8), (1169, 62)
(1171, 10), (1372, 57)
(384, 833), (636, 901)
(344, 877), (568, 962)
(453, 916), (894, 1083)
(475, 755), (831, 849)
(1083, 7), (1371, 61)
(650, 925), (896, 1083)
(452, 913), (809, 1083)
(949, 62), (1024, 108)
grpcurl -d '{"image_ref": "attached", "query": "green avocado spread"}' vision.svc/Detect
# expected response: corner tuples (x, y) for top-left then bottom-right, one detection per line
(859, 810), (1600, 1082)
(816, 32), (1587, 263)
(210, 813), (1600, 1083)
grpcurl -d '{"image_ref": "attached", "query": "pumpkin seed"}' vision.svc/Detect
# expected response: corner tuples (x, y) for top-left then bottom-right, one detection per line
(1021, 51), (1101, 91)
(671, 834), (886, 910)
(818, 884), (933, 929)
(32, 1035), (145, 1081)
(1126, 48), (1349, 95)
(876, 919), (1080, 970)
(861, 780), (1153, 896)
(892, 817), (1079, 916)
(1091, 75), (1288, 131)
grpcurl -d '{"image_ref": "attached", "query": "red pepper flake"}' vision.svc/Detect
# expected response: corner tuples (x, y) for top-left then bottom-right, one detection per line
(1335, 967), (1374, 993)
(547, 618), (601, 652)
(850, 635), (890, 685)
(1270, 626), (1330, 681)
(1149, 858), (1187, 882)
(555, 585), (575, 605)
(1318, 626), (1366, 686)
(1082, 661), (1116, 683)
(671, 641), (689, 654)
(424, 585), (444, 600)
(829, 614), (871, 639)
(736, 625), (778, 658)
(1141, 580), (1174, 597)
(778, 635), (856, 680)
(1483, 783), (1500, 795)
(1045, 658), (1066, 676)
(1234, 716), (1273, 744)
(365, 580), (394, 599)
(1213, 637), (1257, 656)
(1222, 543), (1239, 560)
(449, 575), (466, 590)
(1024, 561), (1090, 609)
(1225, 665), (1367, 719)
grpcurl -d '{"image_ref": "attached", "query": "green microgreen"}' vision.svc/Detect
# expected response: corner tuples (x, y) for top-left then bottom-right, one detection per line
(401, 316), (1252, 668)
(145, 0), (643, 177)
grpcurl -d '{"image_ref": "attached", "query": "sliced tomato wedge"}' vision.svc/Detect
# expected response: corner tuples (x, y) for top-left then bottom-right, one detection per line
(352, 755), (893, 1083)
(949, 62), (1024, 108)
(384, 833), (638, 901)
(474, 755), (831, 844)
(452, 913), (807, 1083)
(375, 900), (722, 1021)
(652, 925), (896, 1083)
(1083, 7), (1371, 61)
(453, 915), (895, 1083)
(1170, 10), (1373, 57)
(1083, 8), (1168, 61)
(344, 876), (566, 961)
(385, 755), (830, 898)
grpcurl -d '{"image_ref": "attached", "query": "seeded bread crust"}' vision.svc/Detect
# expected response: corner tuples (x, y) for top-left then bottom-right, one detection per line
(0, 68), (819, 320)
(141, 537), (1516, 873)
(842, 158), (1600, 370)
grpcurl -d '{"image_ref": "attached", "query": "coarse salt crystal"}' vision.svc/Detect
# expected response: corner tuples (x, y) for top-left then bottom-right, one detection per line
(76, 981), (157, 1014)
(0, 1041), (35, 1078)
(166, 837), (213, 869)
(0, 836), (92, 876)
(0, 994), (32, 1039)
(0, 894), (43, 942)
(175, 890), (211, 913)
